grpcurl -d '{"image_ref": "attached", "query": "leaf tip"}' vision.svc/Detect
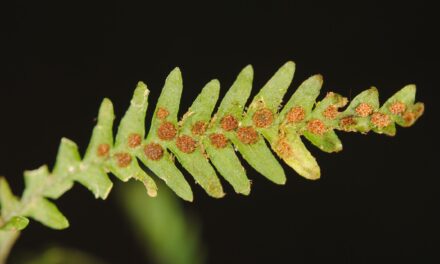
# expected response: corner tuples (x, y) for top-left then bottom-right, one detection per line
(315, 73), (324, 83)
(240, 64), (254, 78)
(16, 216), (30, 230)
(169, 67), (183, 79)
(0, 176), (7, 186)
(403, 83), (416, 92)
(206, 79), (221, 95)
(209, 78), (220, 86)
(0, 216), (30, 231)
(369, 86), (379, 93)
(284, 60), (296, 70)
(136, 81), (148, 89)
(239, 185), (251, 196)
(100, 182), (114, 200)
(272, 175), (287, 185)
(147, 188), (158, 198)
(185, 194), (194, 202)
(60, 137), (76, 146)
(101, 98), (114, 109)
(134, 81), (150, 97)
(58, 219), (70, 230)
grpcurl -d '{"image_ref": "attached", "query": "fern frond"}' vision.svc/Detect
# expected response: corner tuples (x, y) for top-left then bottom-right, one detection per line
(0, 61), (424, 239)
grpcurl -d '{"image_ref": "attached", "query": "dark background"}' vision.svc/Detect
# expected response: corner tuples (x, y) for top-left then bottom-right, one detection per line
(3, 1), (438, 263)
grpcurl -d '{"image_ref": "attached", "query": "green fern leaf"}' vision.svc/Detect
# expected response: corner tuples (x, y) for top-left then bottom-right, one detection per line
(0, 60), (424, 237)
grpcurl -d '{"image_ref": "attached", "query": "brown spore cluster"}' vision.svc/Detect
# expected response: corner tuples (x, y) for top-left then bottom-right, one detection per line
(253, 108), (274, 128)
(97, 143), (110, 157)
(144, 142), (164, 160)
(389, 101), (406, 115)
(176, 135), (197, 153)
(371, 112), (391, 128)
(403, 112), (415, 124)
(307, 119), (326, 135)
(237, 126), (259, 144)
(286, 106), (305, 123)
(191, 121), (207, 135)
(221, 115), (238, 131)
(355, 103), (373, 117)
(402, 104), (424, 125)
(339, 116), (356, 129)
(275, 140), (292, 158)
(128, 133), (142, 148)
(323, 105), (338, 119)
(209, 133), (228, 148)
(156, 107), (169, 120)
(115, 152), (132, 168)
(158, 121), (177, 140)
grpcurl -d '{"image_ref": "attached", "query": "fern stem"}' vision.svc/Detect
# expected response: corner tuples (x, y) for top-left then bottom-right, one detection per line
(0, 230), (20, 264)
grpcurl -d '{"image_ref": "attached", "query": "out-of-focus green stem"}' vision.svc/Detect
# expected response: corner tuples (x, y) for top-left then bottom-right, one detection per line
(0, 230), (20, 264)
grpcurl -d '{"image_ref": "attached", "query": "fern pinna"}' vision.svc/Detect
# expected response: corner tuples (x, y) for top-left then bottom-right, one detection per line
(0, 61), (424, 258)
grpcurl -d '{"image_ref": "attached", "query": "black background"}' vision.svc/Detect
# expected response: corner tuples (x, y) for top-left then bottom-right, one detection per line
(3, 1), (439, 263)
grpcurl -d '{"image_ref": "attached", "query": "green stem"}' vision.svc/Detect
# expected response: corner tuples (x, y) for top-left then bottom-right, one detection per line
(0, 230), (20, 264)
